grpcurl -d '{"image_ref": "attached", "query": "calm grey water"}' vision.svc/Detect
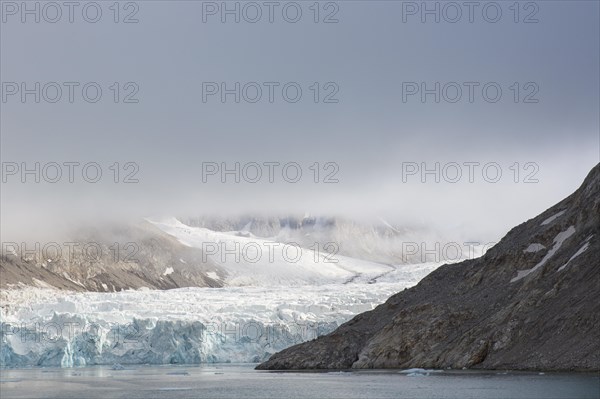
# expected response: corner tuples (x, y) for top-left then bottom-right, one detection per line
(1, 364), (598, 399)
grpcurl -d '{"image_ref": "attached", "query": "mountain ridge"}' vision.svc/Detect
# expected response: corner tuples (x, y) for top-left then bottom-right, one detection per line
(257, 163), (600, 371)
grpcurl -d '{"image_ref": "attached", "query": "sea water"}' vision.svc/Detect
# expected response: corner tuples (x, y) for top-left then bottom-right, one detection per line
(1, 364), (598, 399)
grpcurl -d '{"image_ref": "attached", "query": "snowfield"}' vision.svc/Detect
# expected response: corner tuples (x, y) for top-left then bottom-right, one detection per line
(149, 218), (397, 286)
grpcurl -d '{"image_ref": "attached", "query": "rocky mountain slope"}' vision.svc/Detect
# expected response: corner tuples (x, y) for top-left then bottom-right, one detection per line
(1, 222), (225, 291)
(257, 163), (600, 371)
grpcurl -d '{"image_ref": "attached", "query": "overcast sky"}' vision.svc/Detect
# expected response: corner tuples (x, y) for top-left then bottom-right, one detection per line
(1, 0), (599, 242)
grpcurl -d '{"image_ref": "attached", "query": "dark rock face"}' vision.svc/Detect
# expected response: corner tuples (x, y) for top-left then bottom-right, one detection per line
(258, 163), (600, 371)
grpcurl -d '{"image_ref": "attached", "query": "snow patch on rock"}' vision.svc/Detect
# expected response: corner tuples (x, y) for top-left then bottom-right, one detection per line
(524, 243), (546, 253)
(541, 210), (566, 226)
(557, 235), (593, 272)
(207, 272), (220, 280)
(511, 226), (576, 282)
(163, 267), (174, 276)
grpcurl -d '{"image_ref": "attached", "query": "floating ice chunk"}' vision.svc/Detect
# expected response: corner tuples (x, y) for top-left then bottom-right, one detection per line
(511, 226), (576, 282)
(399, 368), (440, 376)
(541, 210), (566, 226)
(399, 368), (427, 374)
(524, 243), (545, 253)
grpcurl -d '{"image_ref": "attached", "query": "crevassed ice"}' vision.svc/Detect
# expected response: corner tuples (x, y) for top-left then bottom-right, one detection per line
(0, 275), (438, 368)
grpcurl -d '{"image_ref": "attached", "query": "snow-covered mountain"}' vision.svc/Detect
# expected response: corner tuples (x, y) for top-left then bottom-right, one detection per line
(178, 214), (458, 265)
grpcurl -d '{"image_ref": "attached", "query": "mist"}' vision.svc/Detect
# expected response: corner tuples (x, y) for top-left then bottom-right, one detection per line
(1, 1), (598, 244)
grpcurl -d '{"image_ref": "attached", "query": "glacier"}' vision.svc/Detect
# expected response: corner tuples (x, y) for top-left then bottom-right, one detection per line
(0, 278), (438, 368)
(148, 218), (398, 286)
(1, 218), (476, 368)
